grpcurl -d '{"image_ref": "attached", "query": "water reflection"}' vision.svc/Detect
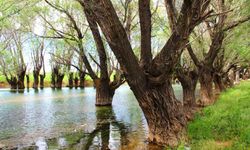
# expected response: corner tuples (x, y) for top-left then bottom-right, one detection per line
(0, 85), (183, 149)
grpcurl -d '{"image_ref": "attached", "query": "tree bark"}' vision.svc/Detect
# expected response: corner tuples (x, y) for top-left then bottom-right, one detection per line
(74, 75), (79, 89)
(33, 70), (40, 89)
(79, 72), (85, 88)
(56, 73), (64, 89)
(68, 72), (74, 89)
(134, 80), (185, 146)
(51, 71), (56, 88)
(6, 76), (18, 90)
(95, 79), (114, 106)
(17, 69), (26, 90)
(199, 67), (214, 106)
(177, 70), (198, 107)
(213, 73), (226, 93)
(40, 74), (45, 89)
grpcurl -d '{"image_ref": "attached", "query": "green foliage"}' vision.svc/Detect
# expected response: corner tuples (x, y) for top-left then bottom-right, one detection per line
(187, 81), (250, 149)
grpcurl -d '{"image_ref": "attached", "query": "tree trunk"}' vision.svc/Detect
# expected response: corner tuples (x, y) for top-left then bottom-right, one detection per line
(74, 75), (79, 89)
(199, 68), (214, 106)
(40, 74), (45, 89)
(132, 80), (185, 146)
(56, 74), (64, 89)
(177, 69), (198, 107)
(95, 79), (114, 106)
(51, 71), (56, 88)
(7, 76), (18, 90)
(68, 72), (74, 89)
(33, 70), (39, 89)
(79, 72), (85, 88)
(213, 74), (226, 93)
(17, 69), (26, 90)
(26, 75), (30, 89)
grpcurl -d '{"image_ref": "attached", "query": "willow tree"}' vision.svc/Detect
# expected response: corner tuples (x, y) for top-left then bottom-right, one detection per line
(42, 0), (125, 106)
(187, 0), (250, 105)
(80, 0), (211, 145)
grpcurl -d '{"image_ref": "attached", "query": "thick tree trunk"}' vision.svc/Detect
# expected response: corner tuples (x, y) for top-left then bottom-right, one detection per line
(79, 72), (85, 88)
(95, 79), (114, 106)
(26, 75), (30, 89)
(177, 70), (198, 107)
(7, 76), (18, 90)
(40, 74), (45, 89)
(68, 72), (74, 89)
(213, 74), (226, 93)
(33, 70), (39, 89)
(199, 68), (214, 106)
(56, 74), (64, 89)
(131, 80), (185, 146)
(17, 69), (26, 90)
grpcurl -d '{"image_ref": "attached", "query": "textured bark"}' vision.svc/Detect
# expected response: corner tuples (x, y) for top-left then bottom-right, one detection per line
(33, 70), (40, 89)
(199, 67), (214, 106)
(68, 72), (74, 89)
(177, 70), (198, 107)
(213, 74), (226, 93)
(95, 79), (114, 106)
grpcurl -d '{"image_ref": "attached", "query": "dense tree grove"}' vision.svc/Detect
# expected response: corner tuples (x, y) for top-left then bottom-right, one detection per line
(0, 0), (249, 146)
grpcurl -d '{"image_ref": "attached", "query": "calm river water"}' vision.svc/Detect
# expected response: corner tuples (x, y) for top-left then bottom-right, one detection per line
(0, 85), (184, 150)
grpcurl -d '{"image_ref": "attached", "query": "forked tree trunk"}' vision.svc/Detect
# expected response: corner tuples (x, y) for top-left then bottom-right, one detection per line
(17, 69), (26, 90)
(7, 76), (18, 90)
(132, 80), (185, 146)
(95, 79), (114, 106)
(68, 72), (74, 89)
(74, 76), (79, 88)
(79, 72), (85, 88)
(40, 74), (45, 89)
(33, 70), (39, 89)
(199, 68), (214, 106)
(213, 74), (226, 93)
(26, 75), (30, 89)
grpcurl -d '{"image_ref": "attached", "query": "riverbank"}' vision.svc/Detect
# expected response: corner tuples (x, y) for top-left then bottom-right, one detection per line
(185, 81), (250, 149)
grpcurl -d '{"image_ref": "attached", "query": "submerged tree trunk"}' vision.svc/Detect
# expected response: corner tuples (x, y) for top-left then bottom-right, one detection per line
(33, 70), (39, 89)
(40, 74), (45, 89)
(199, 67), (214, 106)
(95, 79), (114, 106)
(68, 72), (74, 89)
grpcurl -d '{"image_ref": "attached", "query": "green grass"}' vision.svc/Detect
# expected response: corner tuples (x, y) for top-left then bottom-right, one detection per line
(187, 81), (250, 150)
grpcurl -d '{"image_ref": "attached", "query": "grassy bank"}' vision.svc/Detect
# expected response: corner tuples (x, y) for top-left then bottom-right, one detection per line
(187, 81), (250, 149)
